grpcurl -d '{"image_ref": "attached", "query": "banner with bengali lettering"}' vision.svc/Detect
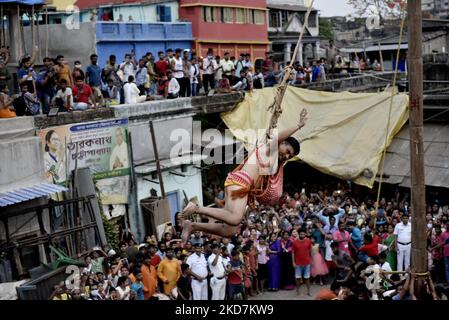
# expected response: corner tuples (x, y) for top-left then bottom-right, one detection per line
(38, 119), (130, 204)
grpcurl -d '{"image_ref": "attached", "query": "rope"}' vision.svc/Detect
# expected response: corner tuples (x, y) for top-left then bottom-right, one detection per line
(372, 11), (407, 230)
(265, 0), (315, 141)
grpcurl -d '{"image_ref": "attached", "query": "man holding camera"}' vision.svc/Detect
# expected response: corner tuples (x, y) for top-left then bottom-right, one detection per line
(36, 57), (56, 114)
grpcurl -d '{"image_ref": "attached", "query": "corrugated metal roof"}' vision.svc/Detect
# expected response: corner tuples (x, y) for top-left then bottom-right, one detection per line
(0, 183), (68, 207)
(378, 123), (449, 188)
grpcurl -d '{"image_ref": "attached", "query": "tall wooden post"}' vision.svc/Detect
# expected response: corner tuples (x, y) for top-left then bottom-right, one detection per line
(149, 121), (166, 198)
(407, 0), (427, 295)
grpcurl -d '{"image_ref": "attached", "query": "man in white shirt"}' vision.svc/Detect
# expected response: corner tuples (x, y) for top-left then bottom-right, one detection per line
(120, 54), (136, 82)
(53, 79), (73, 111)
(202, 48), (219, 94)
(394, 214), (412, 271)
(242, 53), (253, 69)
(167, 70), (180, 99)
(123, 75), (146, 104)
(222, 237), (234, 256)
(220, 52), (235, 79)
(186, 243), (208, 300)
(171, 49), (184, 90)
(207, 244), (227, 300)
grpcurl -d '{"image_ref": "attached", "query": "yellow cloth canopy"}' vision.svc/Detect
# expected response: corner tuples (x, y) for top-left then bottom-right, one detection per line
(221, 86), (409, 188)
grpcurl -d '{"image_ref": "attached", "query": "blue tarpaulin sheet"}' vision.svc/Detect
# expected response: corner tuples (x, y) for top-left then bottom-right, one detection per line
(0, 183), (68, 207)
(0, 0), (45, 5)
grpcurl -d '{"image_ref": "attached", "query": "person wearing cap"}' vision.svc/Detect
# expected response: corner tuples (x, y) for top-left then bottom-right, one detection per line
(186, 243), (208, 300)
(394, 213), (412, 271)
(157, 248), (181, 295)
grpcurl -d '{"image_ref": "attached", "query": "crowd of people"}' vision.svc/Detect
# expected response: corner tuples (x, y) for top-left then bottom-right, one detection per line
(48, 182), (449, 301)
(0, 47), (276, 119)
(0, 39), (393, 119)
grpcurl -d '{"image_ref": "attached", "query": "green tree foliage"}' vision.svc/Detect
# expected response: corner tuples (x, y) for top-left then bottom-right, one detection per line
(101, 211), (120, 251)
(319, 17), (334, 40)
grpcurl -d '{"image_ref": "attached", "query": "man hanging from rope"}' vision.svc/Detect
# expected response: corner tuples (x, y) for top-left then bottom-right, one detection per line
(180, 108), (308, 242)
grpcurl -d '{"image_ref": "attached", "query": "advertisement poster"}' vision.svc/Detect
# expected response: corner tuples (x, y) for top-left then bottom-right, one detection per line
(38, 119), (130, 205)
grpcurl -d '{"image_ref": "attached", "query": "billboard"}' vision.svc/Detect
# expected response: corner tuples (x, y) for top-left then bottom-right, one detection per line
(38, 119), (130, 205)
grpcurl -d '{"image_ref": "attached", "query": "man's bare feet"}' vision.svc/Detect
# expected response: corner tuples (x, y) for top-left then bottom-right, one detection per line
(182, 201), (199, 219)
(181, 220), (193, 243)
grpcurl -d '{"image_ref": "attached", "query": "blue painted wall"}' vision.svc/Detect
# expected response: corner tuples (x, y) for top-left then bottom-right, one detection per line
(96, 22), (193, 67)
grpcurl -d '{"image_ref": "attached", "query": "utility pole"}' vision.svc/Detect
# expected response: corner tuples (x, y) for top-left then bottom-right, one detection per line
(407, 0), (427, 296)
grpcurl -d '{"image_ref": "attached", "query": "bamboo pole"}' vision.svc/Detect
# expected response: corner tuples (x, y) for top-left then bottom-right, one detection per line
(266, 0), (315, 139)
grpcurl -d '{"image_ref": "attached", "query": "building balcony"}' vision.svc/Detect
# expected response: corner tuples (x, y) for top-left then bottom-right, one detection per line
(96, 21), (194, 42)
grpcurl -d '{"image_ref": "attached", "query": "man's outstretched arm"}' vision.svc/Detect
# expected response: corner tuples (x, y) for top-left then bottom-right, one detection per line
(278, 108), (308, 143)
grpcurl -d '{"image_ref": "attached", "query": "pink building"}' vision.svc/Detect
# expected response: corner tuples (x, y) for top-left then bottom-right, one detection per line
(179, 0), (269, 64)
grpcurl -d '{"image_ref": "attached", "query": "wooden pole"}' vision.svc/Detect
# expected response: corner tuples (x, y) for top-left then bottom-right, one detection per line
(378, 41), (384, 72)
(45, 6), (48, 57)
(407, 0), (427, 298)
(17, 5), (21, 58)
(0, 6), (3, 47)
(149, 121), (166, 198)
(31, 6), (35, 53)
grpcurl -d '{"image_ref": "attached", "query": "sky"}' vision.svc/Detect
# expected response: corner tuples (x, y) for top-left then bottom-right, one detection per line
(313, 0), (356, 17)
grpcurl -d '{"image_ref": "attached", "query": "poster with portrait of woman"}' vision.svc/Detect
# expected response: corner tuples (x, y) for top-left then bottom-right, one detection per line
(38, 119), (130, 204)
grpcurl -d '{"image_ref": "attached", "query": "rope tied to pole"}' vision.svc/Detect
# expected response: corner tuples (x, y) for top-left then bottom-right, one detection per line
(372, 10), (407, 230)
(265, 0), (316, 141)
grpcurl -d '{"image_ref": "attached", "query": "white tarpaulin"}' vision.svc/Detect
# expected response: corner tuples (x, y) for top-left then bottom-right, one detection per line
(221, 86), (409, 188)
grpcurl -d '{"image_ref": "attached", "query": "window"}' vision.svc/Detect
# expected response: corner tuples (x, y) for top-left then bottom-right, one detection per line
(236, 8), (245, 24)
(220, 7), (233, 23)
(202, 6), (216, 22)
(308, 13), (317, 27)
(156, 5), (172, 22)
(269, 10), (280, 28)
(281, 11), (289, 27)
(248, 9), (255, 24)
(254, 10), (265, 25)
